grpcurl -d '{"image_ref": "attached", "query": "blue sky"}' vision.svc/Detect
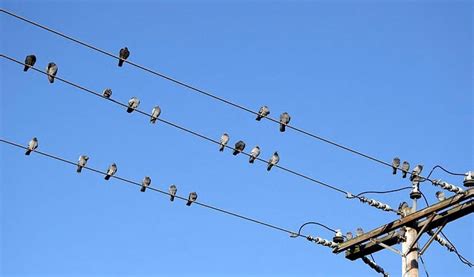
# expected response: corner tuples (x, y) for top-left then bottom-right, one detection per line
(1, 1), (472, 276)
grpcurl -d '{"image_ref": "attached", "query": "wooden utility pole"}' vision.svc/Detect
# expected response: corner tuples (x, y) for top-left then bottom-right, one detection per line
(401, 199), (419, 277)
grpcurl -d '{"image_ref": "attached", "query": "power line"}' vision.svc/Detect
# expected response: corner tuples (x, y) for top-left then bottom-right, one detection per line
(355, 186), (412, 197)
(424, 165), (467, 181)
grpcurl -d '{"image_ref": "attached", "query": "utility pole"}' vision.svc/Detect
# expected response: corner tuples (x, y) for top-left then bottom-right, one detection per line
(401, 189), (420, 277)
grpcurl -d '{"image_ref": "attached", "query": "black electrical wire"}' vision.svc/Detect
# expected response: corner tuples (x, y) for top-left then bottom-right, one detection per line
(423, 165), (467, 183)
(292, 221), (338, 237)
(355, 186), (412, 197)
(419, 255), (430, 277)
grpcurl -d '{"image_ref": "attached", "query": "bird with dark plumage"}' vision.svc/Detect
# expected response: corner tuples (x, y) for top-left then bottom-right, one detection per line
(169, 185), (177, 201)
(267, 152), (279, 171)
(76, 155), (89, 173)
(187, 192), (198, 206)
(279, 112), (291, 132)
(249, 146), (260, 163)
(256, 106), (270, 121)
(25, 137), (38, 155)
(24, 55), (36, 72)
(46, 62), (58, 83)
(102, 88), (112, 99)
(127, 97), (140, 113)
(118, 47), (130, 67)
(105, 163), (117, 180)
(150, 106), (161, 123)
(141, 176), (151, 192)
(219, 133), (229, 152)
(233, 140), (246, 155)
(410, 165), (423, 181)
(392, 157), (400, 175)
(401, 161), (410, 178)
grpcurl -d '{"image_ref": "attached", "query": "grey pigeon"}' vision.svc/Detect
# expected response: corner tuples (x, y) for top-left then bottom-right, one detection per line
(104, 163), (117, 180)
(267, 151), (279, 171)
(25, 137), (38, 155)
(76, 155), (89, 173)
(398, 202), (410, 217)
(233, 140), (246, 155)
(150, 106), (161, 123)
(187, 192), (198, 206)
(356, 227), (364, 237)
(410, 165), (423, 181)
(256, 106), (270, 121)
(127, 97), (140, 113)
(346, 232), (353, 240)
(102, 88), (112, 99)
(118, 47), (130, 67)
(169, 185), (177, 201)
(141, 176), (151, 192)
(279, 112), (291, 132)
(46, 62), (58, 83)
(249, 146), (260, 163)
(24, 55), (36, 72)
(219, 133), (229, 152)
(401, 161), (410, 178)
(435, 191), (446, 202)
(392, 157), (400, 175)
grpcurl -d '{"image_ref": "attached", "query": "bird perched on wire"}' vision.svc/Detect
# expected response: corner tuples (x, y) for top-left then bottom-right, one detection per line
(169, 185), (177, 201)
(410, 165), (423, 181)
(102, 88), (112, 99)
(187, 192), (198, 206)
(141, 176), (151, 192)
(104, 163), (117, 180)
(233, 140), (246, 155)
(392, 157), (400, 175)
(24, 55), (36, 72)
(76, 155), (89, 173)
(219, 133), (229, 152)
(46, 62), (58, 83)
(256, 106), (270, 121)
(249, 146), (260, 163)
(279, 112), (291, 132)
(401, 161), (410, 178)
(267, 152), (279, 171)
(150, 106), (161, 124)
(25, 137), (38, 155)
(127, 97), (140, 113)
(118, 47), (130, 67)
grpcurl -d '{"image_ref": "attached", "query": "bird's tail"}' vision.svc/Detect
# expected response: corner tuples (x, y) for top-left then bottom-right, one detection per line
(105, 175), (111, 180)
(267, 164), (273, 171)
(48, 75), (55, 83)
(126, 107), (134, 113)
(24, 65), (29, 72)
(233, 150), (239, 155)
(25, 149), (32, 155)
(280, 124), (286, 132)
(186, 201), (192, 206)
(170, 196), (175, 202)
(150, 118), (156, 124)
(249, 157), (255, 163)
(118, 59), (124, 67)
(77, 166), (82, 173)
(219, 145), (225, 152)
(256, 115), (262, 121)
(140, 186), (146, 192)
(392, 168), (397, 175)
(402, 171), (407, 178)
(410, 175), (415, 181)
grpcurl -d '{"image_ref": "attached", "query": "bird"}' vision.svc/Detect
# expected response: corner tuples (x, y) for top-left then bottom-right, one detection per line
(267, 152), (279, 171)
(233, 140), (246, 155)
(219, 133), (229, 152)
(346, 231), (353, 240)
(127, 97), (140, 113)
(141, 176), (151, 192)
(187, 192), (198, 206)
(401, 161), (410, 178)
(24, 55), (36, 72)
(398, 201), (409, 216)
(435, 191), (446, 202)
(256, 106), (270, 121)
(118, 47), (130, 67)
(150, 106), (161, 123)
(279, 112), (291, 132)
(76, 155), (89, 173)
(356, 227), (364, 237)
(46, 62), (58, 83)
(333, 229), (344, 243)
(104, 163), (117, 180)
(102, 88), (112, 99)
(169, 185), (177, 201)
(25, 137), (38, 155)
(410, 165), (423, 181)
(249, 146), (260, 163)
(392, 157), (400, 175)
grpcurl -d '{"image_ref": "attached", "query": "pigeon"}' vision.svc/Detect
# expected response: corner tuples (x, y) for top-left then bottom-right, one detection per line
(279, 112), (291, 132)
(333, 229), (344, 243)
(398, 202), (410, 217)
(102, 88), (112, 99)
(249, 146), (260, 163)
(346, 231), (353, 240)
(25, 137), (38, 155)
(150, 106), (161, 123)
(187, 192), (198, 206)
(169, 185), (177, 201)
(104, 163), (117, 180)
(118, 47), (130, 67)
(435, 191), (446, 202)
(127, 97), (140, 113)
(401, 161), (410, 178)
(267, 151), (279, 171)
(410, 165), (423, 181)
(219, 133), (229, 152)
(141, 176), (151, 192)
(356, 227), (364, 237)
(233, 140), (246, 155)
(24, 55), (36, 72)
(76, 155), (89, 173)
(46, 62), (58, 83)
(392, 157), (400, 175)
(256, 106), (270, 121)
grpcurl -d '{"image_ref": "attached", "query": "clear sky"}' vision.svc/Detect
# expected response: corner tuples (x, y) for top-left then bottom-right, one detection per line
(1, 0), (472, 276)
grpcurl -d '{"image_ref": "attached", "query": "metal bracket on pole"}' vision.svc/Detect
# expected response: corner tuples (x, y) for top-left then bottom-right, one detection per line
(370, 238), (402, 256)
(406, 213), (436, 254)
(419, 220), (448, 256)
